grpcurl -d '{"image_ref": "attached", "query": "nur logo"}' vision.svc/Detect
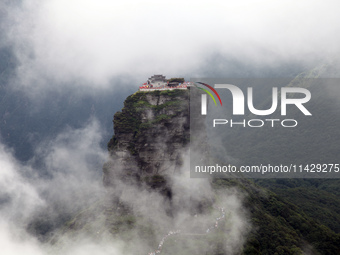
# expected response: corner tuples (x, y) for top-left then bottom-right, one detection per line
(194, 82), (312, 128)
(195, 83), (312, 117)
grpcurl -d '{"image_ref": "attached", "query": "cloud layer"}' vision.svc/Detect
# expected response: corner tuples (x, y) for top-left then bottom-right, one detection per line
(1, 1), (339, 254)
(4, 0), (340, 89)
(0, 119), (250, 254)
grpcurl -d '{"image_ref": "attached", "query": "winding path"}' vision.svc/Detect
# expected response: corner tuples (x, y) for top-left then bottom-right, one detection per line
(147, 207), (226, 255)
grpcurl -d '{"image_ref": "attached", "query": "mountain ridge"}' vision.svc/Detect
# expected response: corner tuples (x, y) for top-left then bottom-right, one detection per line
(97, 88), (340, 254)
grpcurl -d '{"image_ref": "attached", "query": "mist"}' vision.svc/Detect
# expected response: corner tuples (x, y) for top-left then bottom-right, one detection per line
(1, 0), (340, 254)
(0, 119), (105, 226)
(0, 118), (250, 254)
(0, 119), (131, 254)
(2, 0), (340, 93)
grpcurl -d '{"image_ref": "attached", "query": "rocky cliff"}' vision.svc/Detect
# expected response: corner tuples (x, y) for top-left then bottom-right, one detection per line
(97, 88), (340, 255)
(45, 88), (340, 255)
(103, 89), (190, 188)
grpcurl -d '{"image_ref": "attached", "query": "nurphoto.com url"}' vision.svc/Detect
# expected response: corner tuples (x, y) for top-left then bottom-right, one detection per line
(194, 163), (340, 176)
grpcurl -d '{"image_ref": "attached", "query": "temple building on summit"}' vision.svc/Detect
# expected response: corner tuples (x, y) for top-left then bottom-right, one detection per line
(147, 75), (167, 87)
(139, 74), (191, 91)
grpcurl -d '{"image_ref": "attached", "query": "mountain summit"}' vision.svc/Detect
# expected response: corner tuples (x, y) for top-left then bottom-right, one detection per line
(98, 88), (340, 254)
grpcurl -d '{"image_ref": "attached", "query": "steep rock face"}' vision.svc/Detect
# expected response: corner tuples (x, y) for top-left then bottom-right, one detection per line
(103, 89), (190, 187)
(69, 88), (340, 255)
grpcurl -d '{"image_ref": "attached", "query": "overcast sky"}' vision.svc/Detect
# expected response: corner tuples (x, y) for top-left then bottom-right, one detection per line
(1, 2), (340, 254)
(3, 0), (340, 90)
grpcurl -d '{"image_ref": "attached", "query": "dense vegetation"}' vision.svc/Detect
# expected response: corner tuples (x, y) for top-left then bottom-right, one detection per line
(54, 176), (340, 255)
(208, 74), (340, 241)
(213, 178), (340, 254)
(2, 36), (339, 253)
(256, 179), (340, 233)
(103, 88), (340, 254)
(107, 89), (189, 153)
(167, 78), (185, 83)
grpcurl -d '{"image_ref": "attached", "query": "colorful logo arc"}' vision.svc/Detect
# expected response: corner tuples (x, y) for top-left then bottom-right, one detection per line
(194, 82), (223, 106)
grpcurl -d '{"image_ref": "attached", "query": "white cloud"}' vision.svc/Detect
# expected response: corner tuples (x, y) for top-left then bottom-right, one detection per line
(0, 119), (115, 254)
(5, 0), (340, 90)
(0, 221), (45, 255)
(0, 145), (44, 224)
(0, 116), (251, 254)
(1, 1), (338, 253)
